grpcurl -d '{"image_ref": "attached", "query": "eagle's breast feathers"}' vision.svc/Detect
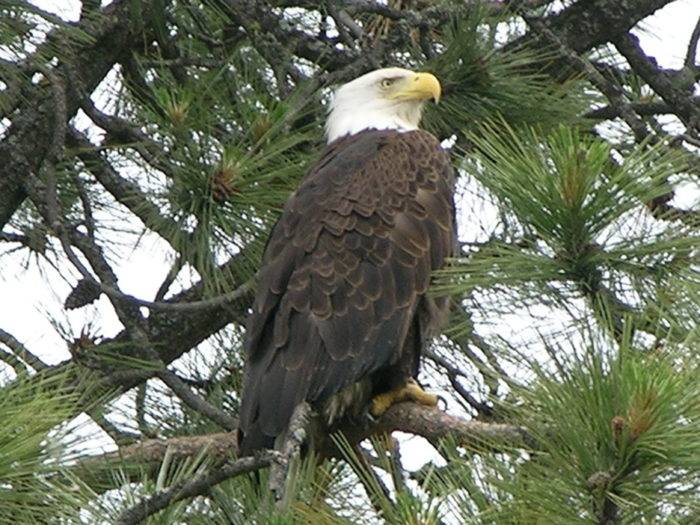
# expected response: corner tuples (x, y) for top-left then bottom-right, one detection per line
(238, 128), (454, 454)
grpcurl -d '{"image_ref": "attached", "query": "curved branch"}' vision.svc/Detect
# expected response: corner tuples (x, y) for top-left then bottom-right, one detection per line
(333, 402), (535, 454)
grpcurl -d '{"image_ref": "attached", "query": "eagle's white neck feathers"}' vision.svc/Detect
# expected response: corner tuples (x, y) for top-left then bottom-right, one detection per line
(325, 68), (435, 144)
(326, 109), (420, 143)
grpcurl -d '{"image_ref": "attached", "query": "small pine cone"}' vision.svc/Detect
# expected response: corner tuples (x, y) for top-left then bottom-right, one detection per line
(611, 415), (625, 441)
(210, 167), (240, 203)
(586, 470), (612, 491)
(68, 328), (99, 360)
(64, 278), (102, 310)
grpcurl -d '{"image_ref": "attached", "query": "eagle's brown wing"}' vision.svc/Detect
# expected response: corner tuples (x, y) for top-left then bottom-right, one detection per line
(238, 129), (454, 454)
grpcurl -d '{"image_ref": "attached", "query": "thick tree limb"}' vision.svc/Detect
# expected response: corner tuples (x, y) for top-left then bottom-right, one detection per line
(512, 0), (676, 55)
(78, 402), (531, 479)
(74, 402), (533, 521)
(83, 431), (239, 472)
(334, 402), (535, 454)
(523, 14), (652, 143)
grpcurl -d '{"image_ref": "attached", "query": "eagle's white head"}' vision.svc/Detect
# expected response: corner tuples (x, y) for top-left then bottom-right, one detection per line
(325, 67), (441, 143)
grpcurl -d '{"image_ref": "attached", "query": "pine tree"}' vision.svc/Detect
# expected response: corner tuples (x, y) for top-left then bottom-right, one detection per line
(0, 0), (698, 523)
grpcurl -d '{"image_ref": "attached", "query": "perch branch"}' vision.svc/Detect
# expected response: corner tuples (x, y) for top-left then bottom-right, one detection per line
(78, 402), (532, 476)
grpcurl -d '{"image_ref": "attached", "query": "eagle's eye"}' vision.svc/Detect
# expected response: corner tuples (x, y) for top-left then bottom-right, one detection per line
(380, 78), (396, 88)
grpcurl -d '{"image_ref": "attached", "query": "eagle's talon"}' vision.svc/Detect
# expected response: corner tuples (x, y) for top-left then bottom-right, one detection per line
(370, 391), (395, 418)
(370, 379), (438, 418)
(436, 394), (448, 411)
(364, 410), (378, 425)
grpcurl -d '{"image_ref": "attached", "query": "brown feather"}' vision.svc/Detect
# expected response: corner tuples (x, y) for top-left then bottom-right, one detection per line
(238, 129), (454, 455)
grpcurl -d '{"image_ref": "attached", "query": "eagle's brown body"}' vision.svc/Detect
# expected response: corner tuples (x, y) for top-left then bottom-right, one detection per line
(238, 128), (454, 454)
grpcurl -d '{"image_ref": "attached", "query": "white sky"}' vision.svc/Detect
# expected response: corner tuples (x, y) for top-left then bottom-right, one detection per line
(1, 0), (699, 470)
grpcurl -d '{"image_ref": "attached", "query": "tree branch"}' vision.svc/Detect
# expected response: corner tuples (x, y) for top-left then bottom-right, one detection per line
(0, 328), (48, 372)
(0, 0), (170, 230)
(685, 15), (700, 68)
(335, 402), (535, 454)
(523, 14), (652, 143)
(614, 32), (700, 129)
(114, 451), (278, 525)
(157, 369), (238, 431)
(68, 129), (201, 265)
(269, 402), (311, 503)
(78, 402), (532, 478)
(510, 0), (676, 56)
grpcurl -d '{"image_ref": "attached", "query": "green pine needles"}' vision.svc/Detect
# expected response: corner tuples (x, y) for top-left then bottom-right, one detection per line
(436, 333), (700, 523)
(438, 122), (697, 340)
(0, 370), (93, 524)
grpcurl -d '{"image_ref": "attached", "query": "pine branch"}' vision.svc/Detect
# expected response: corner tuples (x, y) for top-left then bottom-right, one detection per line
(85, 431), (240, 469)
(0, 0), (169, 230)
(0, 348), (30, 375)
(89, 410), (141, 447)
(332, 402), (535, 455)
(135, 383), (157, 438)
(614, 32), (700, 129)
(65, 402), (536, 521)
(26, 174), (239, 433)
(8, 244), (253, 431)
(349, 442), (394, 515)
(75, 98), (177, 177)
(685, 15), (700, 68)
(0, 328), (48, 372)
(0, 232), (30, 245)
(114, 452), (278, 525)
(585, 100), (686, 120)
(68, 129), (200, 262)
(425, 347), (494, 417)
(523, 14), (652, 143)
(75, 402), (532, 476)
(157, 369), (238, 431)
(268, 402), (311, 504)
(646, 194), (700, 227)
(25, 171), (254, 314)
(510, 0), (677, 56)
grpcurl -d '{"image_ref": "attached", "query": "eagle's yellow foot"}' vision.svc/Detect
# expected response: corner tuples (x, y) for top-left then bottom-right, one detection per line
(370, 378), (438, 417)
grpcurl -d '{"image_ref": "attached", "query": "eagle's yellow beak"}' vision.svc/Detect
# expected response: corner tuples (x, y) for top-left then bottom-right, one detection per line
(393, 72), (441, 103)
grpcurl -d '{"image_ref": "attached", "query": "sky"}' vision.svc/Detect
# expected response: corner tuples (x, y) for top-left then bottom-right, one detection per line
(1, 0), (699, 467)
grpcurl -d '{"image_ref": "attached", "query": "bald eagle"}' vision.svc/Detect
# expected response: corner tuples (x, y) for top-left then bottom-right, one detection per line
(238, 68), (454, 455)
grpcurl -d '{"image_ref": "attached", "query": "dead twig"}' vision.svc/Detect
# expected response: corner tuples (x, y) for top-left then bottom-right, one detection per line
(269, 402), (312, 505)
